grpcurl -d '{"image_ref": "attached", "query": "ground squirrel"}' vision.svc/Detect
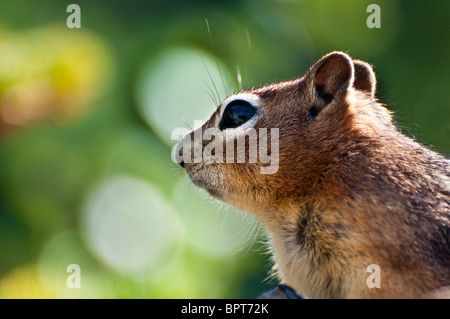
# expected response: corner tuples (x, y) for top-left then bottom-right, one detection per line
(175, 51), (450, 298)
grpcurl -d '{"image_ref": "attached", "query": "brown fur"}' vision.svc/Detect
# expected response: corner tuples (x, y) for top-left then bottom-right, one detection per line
(177, 52), (450, 298)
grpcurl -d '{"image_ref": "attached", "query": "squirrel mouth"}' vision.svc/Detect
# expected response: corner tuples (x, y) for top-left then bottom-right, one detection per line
(184, 163), (223, 199)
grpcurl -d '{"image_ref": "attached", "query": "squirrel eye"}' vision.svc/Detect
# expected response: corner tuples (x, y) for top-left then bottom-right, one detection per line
(219, 100), (257, 130)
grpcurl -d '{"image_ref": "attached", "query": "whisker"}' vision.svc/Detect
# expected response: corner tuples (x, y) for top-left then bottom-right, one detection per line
(216, 60), (228, 97)
(244, 27), (252, 91)
(226, 214), (262, 257)
(240, 220), (263, 257)
(202, 80), (219, 106)
(227, 217), (254, 243)
(180, 117), (194, 131)
(205, 19), (228, 98)
(236, 222), (257, 255)
(205, 89), (218, 106)
(199, 54), (221, 104)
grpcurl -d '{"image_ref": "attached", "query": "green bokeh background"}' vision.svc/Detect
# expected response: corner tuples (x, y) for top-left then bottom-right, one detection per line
(0, 0), (449, 298)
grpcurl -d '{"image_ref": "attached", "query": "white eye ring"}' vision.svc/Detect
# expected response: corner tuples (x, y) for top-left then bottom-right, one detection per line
(217, 93), (260, 129)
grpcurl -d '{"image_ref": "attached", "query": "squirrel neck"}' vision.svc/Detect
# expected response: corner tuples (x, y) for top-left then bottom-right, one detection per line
(264, 201), (368, 298)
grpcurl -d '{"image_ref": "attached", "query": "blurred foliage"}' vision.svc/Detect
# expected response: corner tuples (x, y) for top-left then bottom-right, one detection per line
(0, 25), (111, 134)
(0, 0), (449, 298)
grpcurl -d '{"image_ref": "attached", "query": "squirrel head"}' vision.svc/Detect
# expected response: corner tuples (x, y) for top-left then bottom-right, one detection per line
(175, 51), (385, 218)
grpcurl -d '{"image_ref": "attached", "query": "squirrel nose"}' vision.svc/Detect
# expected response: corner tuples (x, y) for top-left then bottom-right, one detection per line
(175, 141), (185, 168)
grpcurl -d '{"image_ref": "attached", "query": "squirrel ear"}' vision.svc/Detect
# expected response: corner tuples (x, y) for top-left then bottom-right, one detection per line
(306, 52), (354, 104)
(352, 60), (376, 97)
